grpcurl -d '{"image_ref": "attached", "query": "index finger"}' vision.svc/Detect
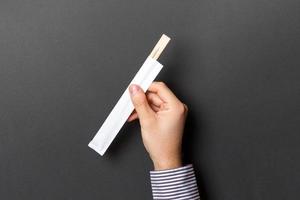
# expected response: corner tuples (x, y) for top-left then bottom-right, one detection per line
(148, 82), (180, 104)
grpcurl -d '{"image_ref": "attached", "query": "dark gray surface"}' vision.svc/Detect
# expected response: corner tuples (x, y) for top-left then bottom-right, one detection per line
(0, 0), (299, 199)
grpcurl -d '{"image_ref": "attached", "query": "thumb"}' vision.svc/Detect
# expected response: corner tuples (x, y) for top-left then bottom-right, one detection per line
(129, 84), (155, 125)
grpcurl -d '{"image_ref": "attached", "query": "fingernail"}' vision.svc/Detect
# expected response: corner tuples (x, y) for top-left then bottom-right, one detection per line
(129, 85), (140, 96)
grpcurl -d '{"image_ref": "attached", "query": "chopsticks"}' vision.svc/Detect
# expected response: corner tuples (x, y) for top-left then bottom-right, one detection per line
(149, 34), (171, 60)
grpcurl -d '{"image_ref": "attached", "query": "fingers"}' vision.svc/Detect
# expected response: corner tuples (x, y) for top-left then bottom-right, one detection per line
(128, 92), (163, 122)
(146, 92), (164, 107)
(127, 111), (138, 122)
(128, 82), (184, 124)
(148, 82), (180, 105)
(129, 84), (155, 126)
(127, 104), (160, 122)
(150, 103), (161, 112)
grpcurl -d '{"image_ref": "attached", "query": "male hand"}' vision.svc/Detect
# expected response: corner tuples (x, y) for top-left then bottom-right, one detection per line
(128, 82), (188, 170)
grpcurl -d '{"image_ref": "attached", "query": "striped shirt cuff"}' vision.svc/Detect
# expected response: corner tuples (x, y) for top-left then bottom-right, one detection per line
(150, 164), (200, 200)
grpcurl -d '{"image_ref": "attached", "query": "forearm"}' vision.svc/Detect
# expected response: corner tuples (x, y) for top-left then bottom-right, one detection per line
(150, 164), (200, 200)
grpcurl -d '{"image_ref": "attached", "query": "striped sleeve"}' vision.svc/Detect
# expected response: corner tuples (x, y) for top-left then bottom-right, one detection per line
(150, 164), (200, 200)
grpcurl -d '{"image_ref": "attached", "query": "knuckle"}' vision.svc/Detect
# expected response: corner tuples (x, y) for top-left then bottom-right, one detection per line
(183, 103), (189, 112)
(176, 102), (188, 115)
(177, 103), (186, 115)
(157, 81), (166, 87)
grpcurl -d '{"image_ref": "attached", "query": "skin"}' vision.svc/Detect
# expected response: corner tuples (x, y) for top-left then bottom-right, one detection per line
(128, 82), (188, 171)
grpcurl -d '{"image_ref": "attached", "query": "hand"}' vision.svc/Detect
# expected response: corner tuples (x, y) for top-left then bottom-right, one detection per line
(128, 82), (188, 170)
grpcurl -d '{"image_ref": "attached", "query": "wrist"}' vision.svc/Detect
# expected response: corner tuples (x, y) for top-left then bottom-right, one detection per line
(153, 156), (183, 171)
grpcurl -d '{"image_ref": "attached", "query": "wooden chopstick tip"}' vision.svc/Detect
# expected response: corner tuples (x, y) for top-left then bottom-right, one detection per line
(149, 34), (171, 60)
(161, 34), (171, 43)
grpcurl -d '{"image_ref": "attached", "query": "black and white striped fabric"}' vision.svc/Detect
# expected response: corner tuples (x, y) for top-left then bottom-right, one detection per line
(150, 164), (200, 200)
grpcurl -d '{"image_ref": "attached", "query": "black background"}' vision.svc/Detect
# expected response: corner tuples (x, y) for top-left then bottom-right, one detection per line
(0, 0), (299, 199)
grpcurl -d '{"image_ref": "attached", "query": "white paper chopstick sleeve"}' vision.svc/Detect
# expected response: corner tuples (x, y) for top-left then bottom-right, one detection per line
(88, 57), (163, 156)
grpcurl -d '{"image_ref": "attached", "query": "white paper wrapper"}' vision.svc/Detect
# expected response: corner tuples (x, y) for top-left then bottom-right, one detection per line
(88, 57), (163, 156)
